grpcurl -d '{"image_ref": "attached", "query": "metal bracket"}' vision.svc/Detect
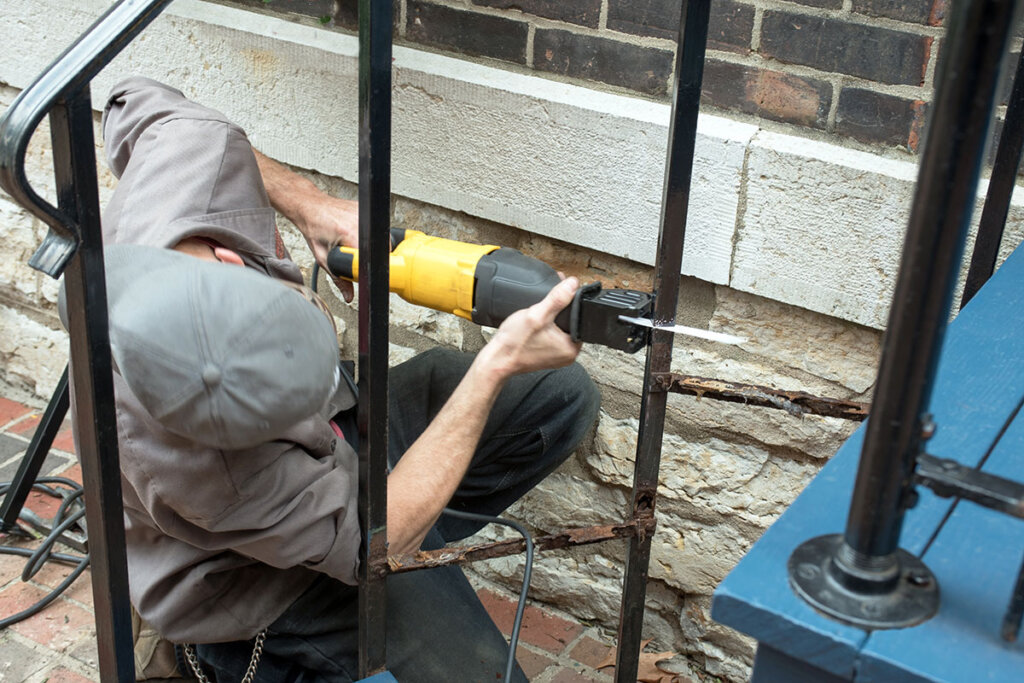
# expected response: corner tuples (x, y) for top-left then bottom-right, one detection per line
(914, 453), (1024, 519)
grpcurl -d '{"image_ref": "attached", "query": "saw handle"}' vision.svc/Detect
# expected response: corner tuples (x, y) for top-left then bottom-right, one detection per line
(325, 228), (408, 280)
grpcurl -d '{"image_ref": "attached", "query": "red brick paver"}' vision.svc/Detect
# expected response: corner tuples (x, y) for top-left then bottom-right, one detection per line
(551, 669), (602, 683)
(7, 412), (42, 435)
(0, 582), (94, 651)
(0, 398), (32, 426)
(38, 668), (95, 683)
(569, 636), (614, 669)
(479, 588), (585, 654)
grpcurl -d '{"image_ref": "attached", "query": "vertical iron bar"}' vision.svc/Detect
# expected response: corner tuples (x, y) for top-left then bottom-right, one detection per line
(0, 365), (69, 532)
(840, 0), (1015, 580)
(960, 49), (1024, 308)
(356, 0), (392, 676)
(614, 0), (710, 679)
(51, 87), (134, 681)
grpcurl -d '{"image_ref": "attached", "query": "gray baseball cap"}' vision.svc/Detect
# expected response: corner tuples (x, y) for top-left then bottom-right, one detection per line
(97, 244), (340, 450)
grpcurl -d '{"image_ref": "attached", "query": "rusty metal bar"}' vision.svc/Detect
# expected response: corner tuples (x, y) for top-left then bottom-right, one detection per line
(655, 373), (869, 421)
(615, 0), (712, 679)
(356, 0), (393, 676)
(382, 520), (655, 574)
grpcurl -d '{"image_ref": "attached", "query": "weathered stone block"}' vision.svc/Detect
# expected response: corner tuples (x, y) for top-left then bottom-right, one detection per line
(710, 287), (881, 393)
(589, 414), (824, 526)
(388, 295), (465, 349)
(734, 133), (918, 328)
(0, 307), (67, 398)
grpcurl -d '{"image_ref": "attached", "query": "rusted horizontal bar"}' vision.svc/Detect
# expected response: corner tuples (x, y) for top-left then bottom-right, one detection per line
(654, 373), (869, 421)
(382, 518), (655, 574)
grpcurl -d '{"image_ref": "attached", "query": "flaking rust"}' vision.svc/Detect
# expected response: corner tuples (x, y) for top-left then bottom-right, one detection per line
(385, 519), (655, 574)
(655, 373), (869, 421)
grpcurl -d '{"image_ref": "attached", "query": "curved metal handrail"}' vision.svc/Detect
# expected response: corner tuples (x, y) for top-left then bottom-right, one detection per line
(0, 0), (174, 277)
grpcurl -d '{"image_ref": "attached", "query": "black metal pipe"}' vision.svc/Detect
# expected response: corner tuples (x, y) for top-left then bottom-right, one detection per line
(52, 87), (135, 682)
(0, 366), (69, 533)
(614, 0), (711, 679)
(356, 0), (393, 676)
(840, 0), (1016, 576)
(960, 48), (1024, 308)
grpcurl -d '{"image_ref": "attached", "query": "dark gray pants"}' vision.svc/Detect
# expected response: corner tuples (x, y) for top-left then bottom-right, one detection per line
(196, 349), (600, 682)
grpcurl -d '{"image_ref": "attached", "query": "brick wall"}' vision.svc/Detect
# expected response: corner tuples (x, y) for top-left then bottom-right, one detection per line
(228, 0), (955, 152)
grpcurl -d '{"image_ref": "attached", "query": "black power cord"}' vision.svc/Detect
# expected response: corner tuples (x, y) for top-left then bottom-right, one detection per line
(441, 507), (535, 683)
(0, 477), (90, 630)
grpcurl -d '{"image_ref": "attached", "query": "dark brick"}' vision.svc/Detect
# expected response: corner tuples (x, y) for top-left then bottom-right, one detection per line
(407, 1), (529, 64)
(836, 87), (928, 149)
(761, 12), (932, 86)
(607, 0), (677, 38)
(608, 0), (756, 50)
(335, 0), (357, 30)
(473, 0), (602, 28)
(534, 28), (674, 95)
(702, 60), (832, 128)
(334, 0), (404, 32)
(708, 0), (756, 53)
(226, 0), (336, 24)
(852, 0), (945, 25)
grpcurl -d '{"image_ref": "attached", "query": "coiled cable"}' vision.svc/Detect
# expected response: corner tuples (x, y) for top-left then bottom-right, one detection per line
(0, 477), (90, 630)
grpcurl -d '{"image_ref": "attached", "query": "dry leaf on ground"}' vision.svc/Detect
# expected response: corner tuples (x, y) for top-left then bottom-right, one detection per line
(595, 639), (683, 682)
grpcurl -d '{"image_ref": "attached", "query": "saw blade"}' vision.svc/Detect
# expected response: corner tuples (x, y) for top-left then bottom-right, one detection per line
(618, 315), (747, 345)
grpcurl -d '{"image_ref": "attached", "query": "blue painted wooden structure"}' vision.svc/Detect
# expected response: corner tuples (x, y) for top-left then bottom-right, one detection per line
(356, 673), (400, 682)
(712, 241), (1024, 682)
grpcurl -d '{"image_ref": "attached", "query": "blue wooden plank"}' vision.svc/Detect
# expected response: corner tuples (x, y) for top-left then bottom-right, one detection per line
(898, 240), (1024, 554)
(713, 244), (1024, 681)
(356, 673), (400, 682)
(857, 410), (1024, 682)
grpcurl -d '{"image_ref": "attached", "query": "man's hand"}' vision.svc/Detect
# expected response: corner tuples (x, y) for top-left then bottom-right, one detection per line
(254, 150), (359, 302)
(476, 276), (583, 381)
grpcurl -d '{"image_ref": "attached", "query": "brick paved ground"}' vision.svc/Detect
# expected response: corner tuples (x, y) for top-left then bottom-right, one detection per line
(0, 395), (630, 682)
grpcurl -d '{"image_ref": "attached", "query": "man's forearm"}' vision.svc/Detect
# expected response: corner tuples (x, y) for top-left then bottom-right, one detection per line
(386, 352), (507, 554)
(253, 150), (358, 300)
(254, 150), (321, 228)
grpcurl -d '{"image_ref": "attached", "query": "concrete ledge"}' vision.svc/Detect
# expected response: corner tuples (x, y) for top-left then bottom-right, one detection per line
(2, 0), (1022, 327)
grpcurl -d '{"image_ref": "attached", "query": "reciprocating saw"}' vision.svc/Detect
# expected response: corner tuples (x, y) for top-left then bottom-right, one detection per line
(326, 229), (654, 353)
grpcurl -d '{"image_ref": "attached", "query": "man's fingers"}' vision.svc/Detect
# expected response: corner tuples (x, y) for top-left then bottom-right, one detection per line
(535, 277), (578, 322)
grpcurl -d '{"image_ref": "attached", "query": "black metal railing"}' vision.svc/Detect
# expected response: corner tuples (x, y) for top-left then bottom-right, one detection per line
(0, 2), (175, 680)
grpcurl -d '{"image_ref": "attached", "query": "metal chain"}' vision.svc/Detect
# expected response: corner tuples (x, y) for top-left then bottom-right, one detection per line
(182, 629), (266, 683)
